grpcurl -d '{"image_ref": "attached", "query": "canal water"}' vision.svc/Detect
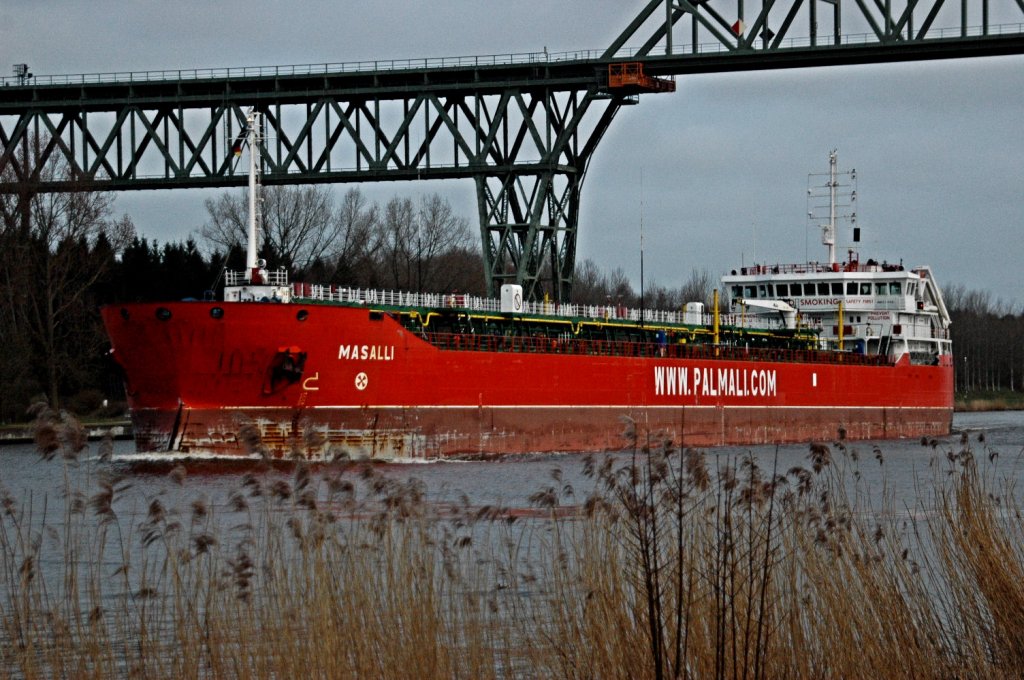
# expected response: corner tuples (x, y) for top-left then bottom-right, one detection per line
(0, 405), (1015, 532)
(2, 410), (1022, 515)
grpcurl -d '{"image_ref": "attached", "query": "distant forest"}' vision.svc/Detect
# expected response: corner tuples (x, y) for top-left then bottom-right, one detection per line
(1, 181), (1021, 423)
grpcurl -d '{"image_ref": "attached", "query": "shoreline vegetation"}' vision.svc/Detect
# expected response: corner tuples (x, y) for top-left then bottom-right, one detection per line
(3, 408), (1024, 677)
(955, 389), (1024, 412)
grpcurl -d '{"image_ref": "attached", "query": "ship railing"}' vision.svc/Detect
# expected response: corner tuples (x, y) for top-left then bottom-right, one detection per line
(420, 332), (892, 367)
(291, 284), (792, 331)
(225, 268), (290, 286)
(736, 261), (907, 276)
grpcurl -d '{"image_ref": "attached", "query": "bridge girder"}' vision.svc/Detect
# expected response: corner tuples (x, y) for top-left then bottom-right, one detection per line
(0, 86), (623, 300)
(2, 0), (1023, 300)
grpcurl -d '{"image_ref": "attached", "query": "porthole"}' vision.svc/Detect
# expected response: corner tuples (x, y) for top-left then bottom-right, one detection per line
(155, 307), (172, 321)
(210, 307), (224, 319)
(296, 309), (309, 322)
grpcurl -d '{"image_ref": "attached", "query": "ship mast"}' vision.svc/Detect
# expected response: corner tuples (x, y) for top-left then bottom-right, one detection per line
(817, 149), (838, 265)
(245, 110), (263, 283)
(808, 150), (857, 266)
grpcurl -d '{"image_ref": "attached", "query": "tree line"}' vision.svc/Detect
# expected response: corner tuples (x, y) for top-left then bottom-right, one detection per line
(0, 173), (1019, 422)
(0, 179), (491, 421)
(200, 186), (484, 294)
(945, 285), (1024, 393)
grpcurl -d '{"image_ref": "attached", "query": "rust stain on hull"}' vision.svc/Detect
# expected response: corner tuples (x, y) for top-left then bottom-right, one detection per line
(128, 405), (954, 461)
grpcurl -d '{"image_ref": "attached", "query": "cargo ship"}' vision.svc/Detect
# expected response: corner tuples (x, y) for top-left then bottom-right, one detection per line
(101, 120), (953, 460)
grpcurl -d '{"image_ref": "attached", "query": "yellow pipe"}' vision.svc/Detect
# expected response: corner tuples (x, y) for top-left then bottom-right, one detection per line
(838, 300), (844, 351)
(713, 289), (720, 352)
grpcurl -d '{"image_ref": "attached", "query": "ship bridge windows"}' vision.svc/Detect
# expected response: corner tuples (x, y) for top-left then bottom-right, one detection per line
(816, 283), (829, 295)
(731, 285), (742, 298)
(743, 285), (757, 298)
(759, 284), (769, 298)
(831, 283), (843, 295)
(776, 283), (789, 296)
(844, 281), (906, 297)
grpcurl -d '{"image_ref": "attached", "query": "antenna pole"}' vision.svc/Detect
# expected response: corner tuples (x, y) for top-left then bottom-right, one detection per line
(640, 168), (645, 329)
(827, 149), (837, 265)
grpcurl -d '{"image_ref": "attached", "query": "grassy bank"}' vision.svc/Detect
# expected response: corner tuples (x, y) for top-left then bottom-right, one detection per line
(3, 409), (1024, 677)
(0, 417), (131, 444)
(956, 389), (1024, 412)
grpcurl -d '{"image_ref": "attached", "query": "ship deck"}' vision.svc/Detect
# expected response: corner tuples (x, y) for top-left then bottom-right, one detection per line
(283, 284), (887, 366)
(421, 331), (890, 367)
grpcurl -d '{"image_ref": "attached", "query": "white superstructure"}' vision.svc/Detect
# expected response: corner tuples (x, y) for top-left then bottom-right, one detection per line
(722, 152), (952, 366)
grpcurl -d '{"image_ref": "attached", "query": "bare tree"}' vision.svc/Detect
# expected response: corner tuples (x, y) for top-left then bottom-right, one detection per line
(607, 267), (636, 305)
(943, 283), (966, 313)
(679, 268), (714, 307)
(647, 282), (678, 311)
(1, 148), (134, 409)
(572, 258), (604, 305)
(414, 194), (474, 291)
(263, 185), (335, 271)
(432, 246), (487, 296)
(199, 191), (246, 251)
(0, 167), (37, 419)
(328, 188), (381, 285)
(200, 186), (480, 292)
(378, 194), (474, 292)
(200, 184), (337, 273)
(380, 196), (417, 290)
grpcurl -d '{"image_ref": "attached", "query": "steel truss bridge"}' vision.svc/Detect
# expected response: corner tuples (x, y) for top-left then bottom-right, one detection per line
(2, 0), (1023, 300)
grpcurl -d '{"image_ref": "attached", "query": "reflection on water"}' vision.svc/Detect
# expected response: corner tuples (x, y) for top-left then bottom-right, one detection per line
(1, 408), (1022, 606)
(2, 410), (1022, 512)
(0, 409), (1021, 574)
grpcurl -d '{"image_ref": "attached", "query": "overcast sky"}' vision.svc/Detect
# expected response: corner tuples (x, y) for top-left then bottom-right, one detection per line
(4, 1), (1022, 302)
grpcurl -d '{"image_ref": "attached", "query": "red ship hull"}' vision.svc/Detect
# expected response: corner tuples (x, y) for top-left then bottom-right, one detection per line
(102, 301), (954, 460)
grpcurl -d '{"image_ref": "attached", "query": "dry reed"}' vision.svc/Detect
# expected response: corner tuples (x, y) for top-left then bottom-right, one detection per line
(2, 407), (1024, 678)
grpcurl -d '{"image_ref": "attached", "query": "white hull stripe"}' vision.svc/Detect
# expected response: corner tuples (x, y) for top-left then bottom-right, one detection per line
(145, 404), (950, 412)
